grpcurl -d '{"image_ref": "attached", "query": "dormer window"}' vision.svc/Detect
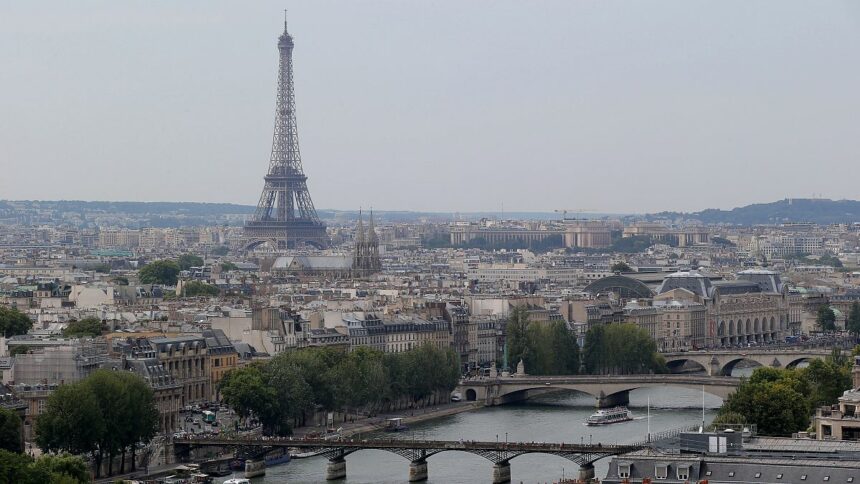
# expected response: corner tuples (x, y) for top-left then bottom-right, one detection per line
(655, 464), (668, 480)
(677, 465), (690, 481)
(617, 463), (631, 479)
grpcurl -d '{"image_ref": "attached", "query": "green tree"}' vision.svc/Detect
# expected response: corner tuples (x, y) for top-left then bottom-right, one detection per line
(31, 453), (91, 483)
(582, 324), (665, 375)
(220, 262), (239, 271)
(505, 306), (531, 371)
(36, 370), (158, 477)
(816, 305), (837, 332)
(0, 408), (22, 453)
(719, 368), (811, 436)
(177, 254), (204, 271)
(0, 307), (32, 338)
(35, 383), (104, 474)
(847, 302), (860, 336)
(0, 450), (90, 484)
(138, 260), (180, 285)
(115, 372), (159, 473)
(62, 318), (105, 338)
(801, 357), (852, 410)
(181, 281), (220, 297)
(610, 261), (632, 273)
(211, 245), (229, 256)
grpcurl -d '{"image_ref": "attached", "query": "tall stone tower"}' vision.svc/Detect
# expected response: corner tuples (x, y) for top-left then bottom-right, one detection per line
(244, 16), (328, 250)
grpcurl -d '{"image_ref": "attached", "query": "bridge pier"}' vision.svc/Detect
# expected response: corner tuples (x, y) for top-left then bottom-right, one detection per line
(326, 457), (347, 481)
(579, 463), (595, 481)
(492, 461), (511, 484)
(409, 459), (428, 481)
(597, 390), (629, 408)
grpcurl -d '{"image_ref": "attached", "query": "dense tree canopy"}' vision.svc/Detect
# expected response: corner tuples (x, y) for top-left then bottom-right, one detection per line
(0, 307), (32, 338)
(62, 318), (105, 338)
(181, 281), (220, 297)
(0, 408), (22, 454)
(610, 261), (633, 273)
(717, 352), (853, 436)
(505, 307), (579, 375)
(582, 323), (666, 375)
(816, 305), (837, 332)
(138, 260), (180, 285)
(220, 345), (460, 436)
(0, 450), (90, 484)
(36, 370), (158, 478)
(177, 254), (204, 271)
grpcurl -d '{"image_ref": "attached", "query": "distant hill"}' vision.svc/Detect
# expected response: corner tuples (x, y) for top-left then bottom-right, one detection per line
(3, 200), (257, 215)
(648, 199), (860, 225)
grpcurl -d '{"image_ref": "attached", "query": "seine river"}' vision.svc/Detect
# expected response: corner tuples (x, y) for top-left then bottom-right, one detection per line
(216, 386), (721, 484)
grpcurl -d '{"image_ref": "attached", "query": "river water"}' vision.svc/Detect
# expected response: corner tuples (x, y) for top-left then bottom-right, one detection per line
(216, 386), (722, 484)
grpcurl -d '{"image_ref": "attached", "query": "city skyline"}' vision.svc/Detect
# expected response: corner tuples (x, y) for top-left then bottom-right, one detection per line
(2, 1), (859, 213)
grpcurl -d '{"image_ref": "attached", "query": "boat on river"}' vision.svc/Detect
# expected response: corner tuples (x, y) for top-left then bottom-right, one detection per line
(385, 417), (409, 432)
(585, 406), (633, 426)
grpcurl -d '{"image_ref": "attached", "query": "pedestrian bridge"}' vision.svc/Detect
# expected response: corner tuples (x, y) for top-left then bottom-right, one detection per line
(661, 348), (832, 376)
(174, 434), (650, 483)
(456, 374), (740, 408)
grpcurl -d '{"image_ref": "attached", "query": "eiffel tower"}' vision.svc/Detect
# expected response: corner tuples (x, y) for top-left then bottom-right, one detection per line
(244, 15), (328, 250)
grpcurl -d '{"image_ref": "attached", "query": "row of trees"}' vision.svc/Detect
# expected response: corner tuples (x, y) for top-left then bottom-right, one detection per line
(36, 370), (159, 477)
(505, 307), (666, 376)
(506, 308), (580, 375)
(715, 350), (852, 436)
(582, 323), (667, 374)
(219, 345), (460, 436)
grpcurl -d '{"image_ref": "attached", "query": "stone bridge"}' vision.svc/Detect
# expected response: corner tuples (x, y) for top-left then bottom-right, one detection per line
(456, 374), (740, 408)
(661, 348), (833, 376)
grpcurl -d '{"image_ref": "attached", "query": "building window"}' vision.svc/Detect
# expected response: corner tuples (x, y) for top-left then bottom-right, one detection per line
(617, 464), (630, 478)
(800, 476), (806, 481)
(655, 464), (668, 479)
(677, 466), (690, 480)
(729, 472), (735, 477)
(777, 474), (782, 479)
(755, 473), (761, 478)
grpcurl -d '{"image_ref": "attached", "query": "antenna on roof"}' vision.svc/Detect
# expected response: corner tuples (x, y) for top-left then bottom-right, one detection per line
(284, 9), (288, 31)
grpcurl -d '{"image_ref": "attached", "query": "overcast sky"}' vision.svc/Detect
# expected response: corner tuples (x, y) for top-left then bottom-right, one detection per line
(1, 1), (859, 214)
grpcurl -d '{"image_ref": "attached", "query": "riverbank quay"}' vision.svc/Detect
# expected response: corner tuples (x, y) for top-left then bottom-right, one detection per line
(291, 401), (481, 439)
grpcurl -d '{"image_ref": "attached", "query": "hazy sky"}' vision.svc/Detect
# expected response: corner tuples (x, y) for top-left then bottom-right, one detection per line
(2, 1), (859, 214)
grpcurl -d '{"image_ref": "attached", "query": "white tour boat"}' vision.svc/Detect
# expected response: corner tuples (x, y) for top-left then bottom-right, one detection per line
(586, 406), (633, 426)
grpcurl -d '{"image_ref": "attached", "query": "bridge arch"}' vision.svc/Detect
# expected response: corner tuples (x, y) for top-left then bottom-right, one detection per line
(465, 388), (477, 401)
(665, 358), (709, 374)
(718, 357), (763, 376)
(785, 357), (815, 368)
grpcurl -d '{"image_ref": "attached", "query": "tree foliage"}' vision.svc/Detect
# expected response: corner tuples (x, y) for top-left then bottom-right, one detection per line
(220, 262), (239, 271)
(505, 307), (579, 375)
(717, 352), (853, 436)
(610, 261), (633, 273)
(177, 254), (204, 271)
(0, 408), (22, 453)
(816, 305), (837, 332)
(0, 450), (90, 484)
(0, 307), (32, 338)
(138, 260), (180, 286)
(35, 370), (158, 478)
(219, 345), (460, 436)
(582, 323), (666, 375)
(62, 318), (105, 338)
(181, 281), (220, 297)
(847, 302), (860, 336)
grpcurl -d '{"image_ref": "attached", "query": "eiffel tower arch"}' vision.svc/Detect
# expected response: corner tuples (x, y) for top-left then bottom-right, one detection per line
(244, 16), (329, 251)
